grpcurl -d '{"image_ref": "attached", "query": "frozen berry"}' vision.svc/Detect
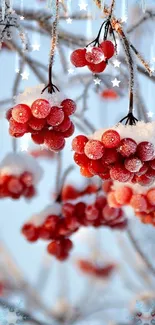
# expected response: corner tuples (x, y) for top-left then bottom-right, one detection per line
(85, 204), (99, 220)
(31, 131), (45, 144)
(88, 159), (106, 175)
(85, 47), (105, 64)
(62, 122), (75, 138)
(107, 192), (121, 208)
(9, 117), (27, 134)
(87, 60), (107, 73)
(136, 174), (154, 186)
(118, 138), (137, 157)
(6, 108), (12, 121)
(70, 48), (87, 67)
(101, 130), (120, 148)
(28, 117), (46, 131)
(130, 194), (148, 212)
(145, 167), (155, 179)
(102, 180), (113, 193)
(7, 176), (23, 194)
(54, 115), (71, 132)
(115, 186), (132, 204)
(100, 40), (115, 59)
(47, 107), (64, 126)
(84, 140), (104, 160)
(72, 135), (88, 154)
(31, 99), (51, 119)
(80, 166), (93, 178)
(102, 204), (119, 220)
(136, 163), (148, 176)
(110, 164), (132, 182)
(137, 141), (155, 161)
(150, 159), (155, 170)
(103, 148), (120, 164)
(12, 104), (31, 123)
(124, 157), (143, 172)
(22, 223), (39, 242)
(146, 189), (155, 206)
(61, 99), (76, 116)
(44, 130), (65, 151)
(73, 153), (89, 167)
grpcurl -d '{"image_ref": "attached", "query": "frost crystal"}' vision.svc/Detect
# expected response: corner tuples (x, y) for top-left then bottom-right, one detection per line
(0, 0), (28, 49)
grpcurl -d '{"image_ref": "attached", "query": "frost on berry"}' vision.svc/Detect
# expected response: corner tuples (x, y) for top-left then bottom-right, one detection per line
(107, 192), (121, 208)
(31, 99), (51, 119)
(72, 135), (88, 154)
(47, 107), (64, 126)
(88, 159), (106, 175)
(101, 130), (120, 148)
(124, 157), (143, 172)
(137, 141), (155, 161)
(99, 40), (115, 59)
(87, 61), (107, 73)
(103, 148), (120, 165)
(54, 115), (71, 132)
(118, 138), (137, 157)
(61, 99), (76, 116)
(44, 130), (65, 151)
(70, 48), (87, 67)
(110, 164), (132, 182)
(62, 122), (75, 138)
(28, 117), (46, 130)
(114, 186), (132, 205)
(73, 153), (89, 167)
(130, 194), (148, 212)
(9, 117), (28, 134)
(12, 104), (32, 124)
(85, 47), (105, 64)
(146, 189), (155, 206)
(84, 140), (105, 160)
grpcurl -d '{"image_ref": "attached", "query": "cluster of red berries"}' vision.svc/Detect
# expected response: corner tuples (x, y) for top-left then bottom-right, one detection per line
(72, 130), (155, 185)
(70, 40), (115, 73)
(0, 171), (36, 199)
(108, 184), (155, 226)
(22, 182), (127, 260)
(77, 259), (115, 278)
(6, 98), (76, 151)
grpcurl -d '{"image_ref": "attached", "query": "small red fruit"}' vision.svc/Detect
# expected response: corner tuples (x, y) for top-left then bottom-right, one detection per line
(70, 48), (87, 67)
(12, 104), (31, 123)
(84, 140), (105, 160)
(101, 130), (120, 148)
(31, 99), (51, 119)
(100, 40), (115, 59)
(72, 135), (88, 154)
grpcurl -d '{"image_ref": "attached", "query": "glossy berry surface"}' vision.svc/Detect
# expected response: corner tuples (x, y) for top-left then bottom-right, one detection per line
(12, 104), (32, 123)
(101, 130), (120, 148)
(70, 48), (87, 67)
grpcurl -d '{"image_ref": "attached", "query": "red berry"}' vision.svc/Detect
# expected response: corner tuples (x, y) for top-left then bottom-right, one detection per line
(23, 186), (36, 199)
(100, 40), (115, 59)
(136, 174), (154, 186)
(20, 172), (33, 187)
(130, 194), (148, 212)
(9, 117), (27, 134)
(7, 176), (23, 194)
(84, 140), (105, 160)
(61, 99), (76, 116)
(6, 108), (12, 121)
(136, 163), (148, 176)
(103, 148), (120, 164)
(150, 159), (155, 170)
(44, 130), (65, 151)
(70, 48), (87, 67)
(62, 203), (75, 217)
(145, 167), (155, 179)
(65, 215), (79, 231)
(31, 99), (51, 119)
(118, 138), (137, 157)
(12, 104), (31, 123)
(28, 117), (46, 131)
(102, 180), (113, 193)
(61, 122), (75, 138)
(99, 170), (110, 180)
(85, 204), (99, 220)
(107, 192), (121, 208)
(110, 164), (132, 182)
(137, 141), (155, 161)
(31, 131), (45, 144)
(62, 186), (79, 201)
(54, 115), (71, 132)
(101, 130), (120, 148)
(74, 202), (86, 218)
(88, 159), (106, 175)
(72, 135), (88, 154)
(85, 47), (105, 64)
(73, 152), (89, 167)
(102, 204), (119, 221)
(47, 240), (60, 256)
(47, 107), (64, 126)
(87, 60), (107, 73)
(95, 195), (107, 209)
(44, 215), (59, 232)
(80, 166), (93, 178)
(22, 223), (39, 242)
(124, 157), (143, 173)
(115, 186), (133, 204)
(146, 189), (155, 206)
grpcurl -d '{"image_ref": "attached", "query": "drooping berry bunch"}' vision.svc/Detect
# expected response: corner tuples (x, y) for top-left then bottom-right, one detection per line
(107, 182), (155, 227)
(77, 259), (115, 279)
(70, 40), (115, 73)
(72, 122), (155, 185)
(6, 85), (76, 152)
(22, 182), (127, 260)
(0, 153), (43, 200)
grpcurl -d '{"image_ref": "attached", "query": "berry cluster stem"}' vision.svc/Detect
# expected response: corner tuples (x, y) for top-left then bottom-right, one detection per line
(42, 0), (59, 94)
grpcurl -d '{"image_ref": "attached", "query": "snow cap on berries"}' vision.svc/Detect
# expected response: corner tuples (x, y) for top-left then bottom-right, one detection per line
(28, 203), (62, 226)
